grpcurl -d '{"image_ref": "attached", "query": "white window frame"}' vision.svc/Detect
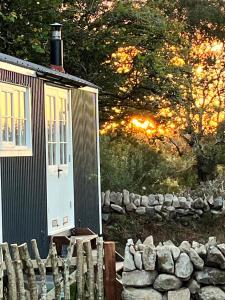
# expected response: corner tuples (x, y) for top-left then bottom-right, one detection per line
(0, 82), (32, 157)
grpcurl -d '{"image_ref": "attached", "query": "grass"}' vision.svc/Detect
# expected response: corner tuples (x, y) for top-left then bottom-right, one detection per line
(103, 212), (225, 255)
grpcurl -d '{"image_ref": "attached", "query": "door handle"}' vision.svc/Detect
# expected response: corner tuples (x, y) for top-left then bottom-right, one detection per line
(58, 168), (63, 178)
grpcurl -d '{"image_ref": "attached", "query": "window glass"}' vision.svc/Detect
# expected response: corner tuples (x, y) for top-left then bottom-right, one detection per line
(0, 82), (32, 156)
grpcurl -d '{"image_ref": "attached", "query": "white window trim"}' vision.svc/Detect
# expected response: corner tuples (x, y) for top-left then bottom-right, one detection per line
(0, 82), (32, 157)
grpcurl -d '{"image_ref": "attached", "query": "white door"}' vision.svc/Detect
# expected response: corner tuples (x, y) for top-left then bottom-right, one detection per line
(45, 85), (74, 235)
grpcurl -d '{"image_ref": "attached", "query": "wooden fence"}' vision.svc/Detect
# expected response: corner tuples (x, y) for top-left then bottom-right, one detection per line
(0, 237), (105, 300)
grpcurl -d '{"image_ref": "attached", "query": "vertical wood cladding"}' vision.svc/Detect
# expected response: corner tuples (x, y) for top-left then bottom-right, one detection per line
(0, 69), (48, 256)
(71, 89), (100, 233)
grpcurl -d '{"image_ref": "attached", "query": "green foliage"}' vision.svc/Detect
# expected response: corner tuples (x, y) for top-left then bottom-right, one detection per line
(100, 133), (192, 193)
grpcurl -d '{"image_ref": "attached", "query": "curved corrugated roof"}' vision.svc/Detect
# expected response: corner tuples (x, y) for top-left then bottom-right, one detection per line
(0, 52), (98, 89)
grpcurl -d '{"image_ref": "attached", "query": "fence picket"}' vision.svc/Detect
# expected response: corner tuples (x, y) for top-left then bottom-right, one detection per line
(31, 239), (47, 300)
(18, 243), (38, 300)
(96, 237), (104, 300)
(84, 241), (94, 300)
(50, 243), (61, 300)
(76, 239), (84, 300)
(1, 243), (17, 300)
(11, 244), (26, 300)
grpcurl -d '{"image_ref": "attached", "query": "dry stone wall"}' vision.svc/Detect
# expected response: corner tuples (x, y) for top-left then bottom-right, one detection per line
(101, 190), (225, 223)
(121, 236), (225, 300)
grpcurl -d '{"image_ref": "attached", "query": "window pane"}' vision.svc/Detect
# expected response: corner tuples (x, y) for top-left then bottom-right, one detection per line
(2, 118), (7, 141)
(21, 120), (26, 146)
(1, 93), (6, 116)
(15, 119), (20, 145)
(20, 92), (25, 119)
(64, 144), (67, 164)
(14, 92), (20, 119)
(60, 143), (64, 164)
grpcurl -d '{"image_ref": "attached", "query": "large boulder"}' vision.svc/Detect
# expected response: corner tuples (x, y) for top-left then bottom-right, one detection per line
(178, 197), (191, 209)
(198, 286), (225, 300)
(143, 246), (156, 271)
(122, 287), (163, 300)
(104, 190), (110, 206)
(153, 274), (182, 291)
(187, 279), (200, 294)
(110, 191), (123, 205)
(195, 267), (225, 285)
(175, 253), (193, 280)
(134, 251), (143, 270)
(167, 288), (190, 300)
(157, 247), (174, 274)
(206, 246), (225, 268)
(122, 270), (157, 287)
(189, 248), (204, 270)
(136, 207), (146, 215)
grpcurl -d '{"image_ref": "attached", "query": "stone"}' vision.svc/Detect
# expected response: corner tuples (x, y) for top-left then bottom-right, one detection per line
(126, 202), (137, 212)
(157, 247), (174, 274)
(127, 239), (134, 246)
(153, 199), (159, 205)
(110, 191), (123, 205)
(155, 205), (163, 212)
(136, 207), (146, 215)
(143, 246), (156, 270)
(198, 286), (225, 300)
(102, 213), (109, 222)
(207, 195), (214, 206)
(195, 267), (225, 285)
(206, 246), (225, 268)
(172, 195), (180, 208)
(195, 209), (203, 215)
(101, 192), (105, 207)
(187, 279), (200, 294)
(213, 196), (223, 210)
(104, 190), (110, 206)
(176, 209), (189, 216)
(111, 204), (125, 214)
(217, 243), (225, 256)
(134, 196), (141, 207)
(189, 248), (204, 270)
(192, 198), (204, 209)
(102, 205), (110, 213)
(179, 241), (191, 253)
(130, 193), (136, 203)
(166, 206), (175, 212)
(192, 241), (200, 249)
(157, 194), (164, 205)
(163, 241), (180, 260)
(134, 251), (143, 270)
(149, 194), (156, 205)
(135, 239), (142, 251)
(123, 189), (130, 205)
(195, 244), (207, 257)
(129, 245), (136, 255)
(146, 207), (155, 217)
(175, 253), (193, 280)
(143, 235), (154, 247)
(141, 195), (149, 207)
(167, 288), (190, 300)
(122, 287), (163, 300)
(153, 274), (182, 292)
(203, 199), (210, 211)
(122, 270), (157, 287)
(164, 194), (174, 206)
(179, 197), (191, 209)
(124, 243), (135, 271)
(154, 214), (163, 222)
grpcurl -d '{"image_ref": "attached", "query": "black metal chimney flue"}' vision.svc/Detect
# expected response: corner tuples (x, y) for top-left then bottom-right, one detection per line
(50, 23), (64, 72)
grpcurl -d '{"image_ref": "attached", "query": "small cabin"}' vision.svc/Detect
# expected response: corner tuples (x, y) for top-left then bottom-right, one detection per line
(0, 24), (102, 256)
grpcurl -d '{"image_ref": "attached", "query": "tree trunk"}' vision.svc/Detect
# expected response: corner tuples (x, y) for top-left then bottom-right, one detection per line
(196, 153), (217, 182)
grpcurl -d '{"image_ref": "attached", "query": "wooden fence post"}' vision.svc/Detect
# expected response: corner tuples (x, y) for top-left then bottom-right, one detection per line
(104, 241), (117, 300)
(11, 243), (26, 300)
(97, 237), (104, 300)
(84, 241), (94, 300)
(18, 243), (38, 300)
(31, 239), (47, 300)
(1, 243), (17, 300)
(76, 239), (84, 300)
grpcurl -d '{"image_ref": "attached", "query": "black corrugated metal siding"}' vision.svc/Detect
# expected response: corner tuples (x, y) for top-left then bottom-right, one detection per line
(72, 89), (100, 233)
(0, 69), (48, 256)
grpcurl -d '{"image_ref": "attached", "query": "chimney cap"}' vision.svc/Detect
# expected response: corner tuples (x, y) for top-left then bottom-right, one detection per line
(50, 23), (62, 30)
